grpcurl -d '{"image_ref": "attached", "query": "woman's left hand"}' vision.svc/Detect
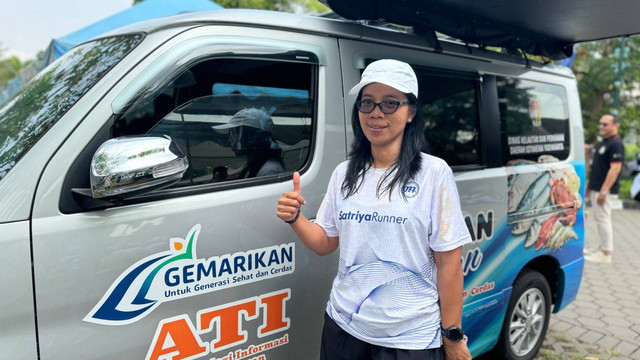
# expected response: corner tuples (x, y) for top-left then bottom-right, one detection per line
(442, 338), (471, 360)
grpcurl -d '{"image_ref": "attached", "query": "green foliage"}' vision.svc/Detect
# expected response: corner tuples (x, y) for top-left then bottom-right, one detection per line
(553, 335), (571, 343)
(572, 36), (640, 143)
(610, 143), (640, 200)
(132, 0), (329, 13)
(619, 178), (631, 199)
(534, 349), (563, 360)
(625, 143), (640, 162)
(216, 0), (286, 11)
(0, 43), (31, 87)
(295, 0), (330, 13)
(605, 348), (622, 356)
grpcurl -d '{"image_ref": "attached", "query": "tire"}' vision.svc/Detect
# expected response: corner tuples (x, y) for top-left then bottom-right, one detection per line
(496, 269), (552, 360)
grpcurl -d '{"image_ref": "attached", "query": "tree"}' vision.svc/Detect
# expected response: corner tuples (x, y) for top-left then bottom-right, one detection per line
(132, 0), (329, 13)
(572, 36), (640, 143)
(0, 43), (32, 88)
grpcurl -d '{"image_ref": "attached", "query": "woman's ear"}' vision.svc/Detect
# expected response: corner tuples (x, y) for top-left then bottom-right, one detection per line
(408, 106), (417, 123)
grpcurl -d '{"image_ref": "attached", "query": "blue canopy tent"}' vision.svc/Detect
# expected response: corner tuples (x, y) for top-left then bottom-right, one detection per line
(0, 0), (222, 106)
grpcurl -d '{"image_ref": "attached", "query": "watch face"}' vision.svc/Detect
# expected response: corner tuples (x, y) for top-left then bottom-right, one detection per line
(443, 326), (464, 341)
(449, 327), (464, 341)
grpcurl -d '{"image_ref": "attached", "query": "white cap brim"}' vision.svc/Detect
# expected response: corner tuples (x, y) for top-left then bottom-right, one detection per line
(348, 59), (419, 98)
(212, 123), (239, 130)
(349, 79), (415, 97)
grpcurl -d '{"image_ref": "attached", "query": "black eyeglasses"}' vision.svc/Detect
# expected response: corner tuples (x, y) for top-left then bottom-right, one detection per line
(356, 99), (410, 114)
(598, 122), (611, 127)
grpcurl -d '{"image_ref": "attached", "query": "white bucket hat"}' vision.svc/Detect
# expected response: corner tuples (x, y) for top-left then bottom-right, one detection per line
(349, 59), (418, 98)
(212, 108), (274, 134)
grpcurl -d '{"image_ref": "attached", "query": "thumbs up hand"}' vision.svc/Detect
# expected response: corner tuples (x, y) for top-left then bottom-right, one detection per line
(278, 172), (306, 224)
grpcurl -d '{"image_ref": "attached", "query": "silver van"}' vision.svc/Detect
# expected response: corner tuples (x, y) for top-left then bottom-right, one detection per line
(0, 8), (592, 360)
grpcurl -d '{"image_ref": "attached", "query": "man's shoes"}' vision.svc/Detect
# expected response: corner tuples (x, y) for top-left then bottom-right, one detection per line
(583, 247), (599, 256)
(584, 251), (612, 264)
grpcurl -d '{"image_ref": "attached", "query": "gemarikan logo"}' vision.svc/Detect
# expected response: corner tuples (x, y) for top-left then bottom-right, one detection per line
(84, 224), (295, 325)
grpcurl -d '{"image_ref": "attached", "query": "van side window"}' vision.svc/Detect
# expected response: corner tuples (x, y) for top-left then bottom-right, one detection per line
(114, 58), (314, 187)
(497, 78), (570, 164)
(416, 72), (480, 167)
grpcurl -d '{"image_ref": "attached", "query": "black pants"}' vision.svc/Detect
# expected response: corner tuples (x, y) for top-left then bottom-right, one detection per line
(320, 313), (445, 360)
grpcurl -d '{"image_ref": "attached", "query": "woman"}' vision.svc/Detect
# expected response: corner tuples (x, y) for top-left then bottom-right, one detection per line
(213, 108), (284, 180)
(277, 59), (471, 360)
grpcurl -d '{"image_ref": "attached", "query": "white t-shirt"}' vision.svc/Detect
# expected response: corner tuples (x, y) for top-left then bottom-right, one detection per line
(316, 153), (471, 349)
(255, 158), (284, 177)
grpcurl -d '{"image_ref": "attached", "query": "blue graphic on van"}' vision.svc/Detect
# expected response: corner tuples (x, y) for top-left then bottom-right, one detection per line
(84, 224), (295, 326)
(460, 159), (585, 355)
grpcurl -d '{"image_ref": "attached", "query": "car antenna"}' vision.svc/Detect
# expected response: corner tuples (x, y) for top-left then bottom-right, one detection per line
(519, 48), (532, 69)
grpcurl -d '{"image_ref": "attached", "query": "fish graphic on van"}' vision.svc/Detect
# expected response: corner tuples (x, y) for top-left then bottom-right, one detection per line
(507, 157), (581, 251)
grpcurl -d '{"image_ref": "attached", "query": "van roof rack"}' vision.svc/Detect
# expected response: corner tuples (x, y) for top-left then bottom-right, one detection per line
(320, 0), (640, 60)
(318, 10), (500, 58)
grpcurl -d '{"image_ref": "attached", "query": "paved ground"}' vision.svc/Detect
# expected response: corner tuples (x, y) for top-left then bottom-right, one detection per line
(532, 206), (640, 360)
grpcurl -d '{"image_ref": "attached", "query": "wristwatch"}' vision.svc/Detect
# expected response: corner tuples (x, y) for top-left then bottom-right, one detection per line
(441, 325), (465, 342)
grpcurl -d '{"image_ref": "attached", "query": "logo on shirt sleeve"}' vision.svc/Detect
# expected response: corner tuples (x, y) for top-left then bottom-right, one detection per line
(403, 180), (419, 198)
(612, 152), (622, 160)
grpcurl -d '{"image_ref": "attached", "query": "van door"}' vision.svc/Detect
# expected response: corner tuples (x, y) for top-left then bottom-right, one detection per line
(30, 27), (344, 359)
(0, 222), (37, 360)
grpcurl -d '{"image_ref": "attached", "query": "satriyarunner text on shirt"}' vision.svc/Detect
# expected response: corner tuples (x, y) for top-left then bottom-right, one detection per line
(338, 210), (408, 224)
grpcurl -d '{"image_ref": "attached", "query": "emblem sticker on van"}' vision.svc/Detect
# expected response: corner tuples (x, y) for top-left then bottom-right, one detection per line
(529, 96), (542, 127)
(84, 224), (295, 325)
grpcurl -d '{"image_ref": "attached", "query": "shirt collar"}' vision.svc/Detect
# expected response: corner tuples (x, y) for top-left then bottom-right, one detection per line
(605, 134), (620, 141)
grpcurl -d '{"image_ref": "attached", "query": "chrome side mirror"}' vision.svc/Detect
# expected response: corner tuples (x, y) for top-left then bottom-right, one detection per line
(90, 136), (188, 199)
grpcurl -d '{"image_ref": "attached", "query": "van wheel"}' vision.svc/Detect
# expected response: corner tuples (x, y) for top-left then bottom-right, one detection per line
(496, 269), (551, 360)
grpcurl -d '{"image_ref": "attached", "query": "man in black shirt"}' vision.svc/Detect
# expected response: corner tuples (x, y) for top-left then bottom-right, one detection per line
(585, 114), (624, 263)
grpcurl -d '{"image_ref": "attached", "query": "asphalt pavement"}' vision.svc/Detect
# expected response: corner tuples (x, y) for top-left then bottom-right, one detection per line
(531, 205), (640, 360)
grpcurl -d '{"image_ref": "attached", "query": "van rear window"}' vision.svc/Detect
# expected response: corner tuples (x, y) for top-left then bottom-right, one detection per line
(497, 78), (570, 164)
(418, 71), (480, 167)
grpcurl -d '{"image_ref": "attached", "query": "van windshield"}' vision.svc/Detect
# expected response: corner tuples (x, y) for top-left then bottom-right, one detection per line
(0, 33), (143, 182)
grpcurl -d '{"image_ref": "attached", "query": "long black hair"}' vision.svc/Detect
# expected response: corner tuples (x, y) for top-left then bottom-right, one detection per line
(341, 91), (426, 200)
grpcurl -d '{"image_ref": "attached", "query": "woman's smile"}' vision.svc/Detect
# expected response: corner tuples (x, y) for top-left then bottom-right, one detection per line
(366, 123), (389, 132)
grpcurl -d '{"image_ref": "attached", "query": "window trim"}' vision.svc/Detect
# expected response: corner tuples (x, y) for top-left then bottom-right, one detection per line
(480, 75), (503, 169)
(112, 36), (326, 115)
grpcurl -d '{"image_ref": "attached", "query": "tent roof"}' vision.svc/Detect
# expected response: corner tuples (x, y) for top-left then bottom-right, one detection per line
(322, 0), (640, 59)
(54, 0), (222, 55)
(1, 0), (222, 106)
